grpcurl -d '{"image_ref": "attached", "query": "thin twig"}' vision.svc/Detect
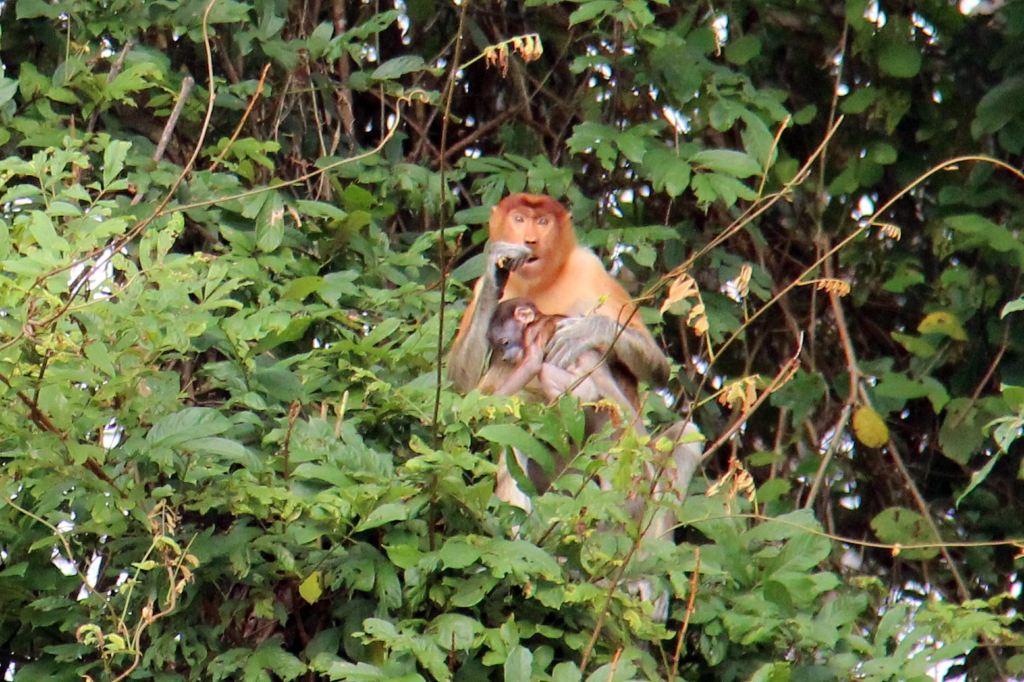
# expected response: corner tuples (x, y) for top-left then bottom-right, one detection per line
(431, 0), (471, 444)
(670, 547), (701, 678)
(209, 63), (271, 172)
(86, 40), (133, 134)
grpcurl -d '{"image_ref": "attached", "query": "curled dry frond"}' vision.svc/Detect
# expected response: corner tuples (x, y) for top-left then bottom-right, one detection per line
(661, 273), (699, 312)
(688, 302), (709, 337)
(815, 278), (851, 297)
(706, 454), (755, 502)
(876, 222), (902, 240)
(718, 374), (760, 411)
(484, 33), (543, 77)
(661, 272), (709, 335)
(733, 263), (752, 298)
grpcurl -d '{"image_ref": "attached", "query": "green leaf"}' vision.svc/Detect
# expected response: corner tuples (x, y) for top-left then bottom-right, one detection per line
(256, 192), (285, 252)
(643, 147), (691, 197)
(245, 639), (307, 681)
(84, 341), (116, 376)
(690, 149), (761, 178)
(371, 55), (425, 80)
(477, 423), (554, 477)
(552, 663), (583, 682)
(1001, 296), (1024, 318)
(147, 408), (230, 448)
(841, 87), (878, 114)
(355, 502), (408, 532)
(867, 141), (898, 165)
(299, 570), (323, 604)
(429, 614), (483, 651)
(870, 507), (939, 560)
(0, 77), (19, 108)
(102, 140), (131, 187)
(569, 0), (616, 25)
(946, 213), (1023, 254)
(281, 276), (325, 301)
(16, 0), (63, 18)
(956, 452), (1003, 507)
(439, 538), (480, 569)
(891, 332), (936, 358)
(878, 41), (921, 79)
(725, 35), (762, 65)
(917, 311), (967, 341)
(972, 76), (1024, 137)
(504, 645), (533, 682)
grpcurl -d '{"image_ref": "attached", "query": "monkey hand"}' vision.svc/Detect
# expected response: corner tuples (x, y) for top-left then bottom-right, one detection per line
(488, 241), (534, 273)
(545, 315), (621, 369)
(485, 241), (534, 295)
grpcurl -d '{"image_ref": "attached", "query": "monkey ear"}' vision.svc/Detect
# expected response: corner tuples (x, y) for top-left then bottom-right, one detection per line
(514, 305), (536, 324)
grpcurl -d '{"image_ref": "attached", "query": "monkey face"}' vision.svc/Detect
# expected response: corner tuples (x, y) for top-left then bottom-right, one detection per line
(488, 299), (536, 364)
(487, 323), (525, 363)
(496, 335), (525, 363)
(489, 194), (573, 283)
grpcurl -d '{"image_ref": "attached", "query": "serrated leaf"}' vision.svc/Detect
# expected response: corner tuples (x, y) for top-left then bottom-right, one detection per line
(299, 570), (323, 604)
(939, 401), (983, 465)
(853, 406), (888, 448)
(439, 538), (480, 569)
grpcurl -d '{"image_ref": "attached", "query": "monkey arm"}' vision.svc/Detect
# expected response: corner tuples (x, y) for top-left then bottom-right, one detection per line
(545, 315), (671, 387)
(447, 241), (534, 393)
(492, 343), (545, 396)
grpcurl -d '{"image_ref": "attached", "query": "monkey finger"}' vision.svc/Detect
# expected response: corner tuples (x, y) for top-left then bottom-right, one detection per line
(546, 322), (591, 367)
(490, 241), (533, 268)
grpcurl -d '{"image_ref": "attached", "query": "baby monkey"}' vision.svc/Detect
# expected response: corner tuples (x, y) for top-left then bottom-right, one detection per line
(481, 298), (640, 426)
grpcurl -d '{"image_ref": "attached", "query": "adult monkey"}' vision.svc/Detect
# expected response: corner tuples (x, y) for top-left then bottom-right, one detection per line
(448, 193), (702, 530)
(448, 193), (669, 393)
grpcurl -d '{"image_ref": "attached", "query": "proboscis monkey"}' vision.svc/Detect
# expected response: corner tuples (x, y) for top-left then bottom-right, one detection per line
(481, 297), (641, 423)
(447, 193), (670, 395)
(447, 193), (702, 541)
(482, 297), (651, 506)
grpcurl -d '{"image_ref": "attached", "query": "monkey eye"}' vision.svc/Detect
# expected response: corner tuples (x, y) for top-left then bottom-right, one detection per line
(513, 213), (525, 223)
(537, 216), (549, 226)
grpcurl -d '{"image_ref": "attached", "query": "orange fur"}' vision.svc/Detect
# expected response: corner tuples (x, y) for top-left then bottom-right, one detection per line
(454, 193), (652, 346)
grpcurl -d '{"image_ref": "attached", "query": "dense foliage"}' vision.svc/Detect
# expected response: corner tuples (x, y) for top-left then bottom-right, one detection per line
(1, 0), (1024, 679)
